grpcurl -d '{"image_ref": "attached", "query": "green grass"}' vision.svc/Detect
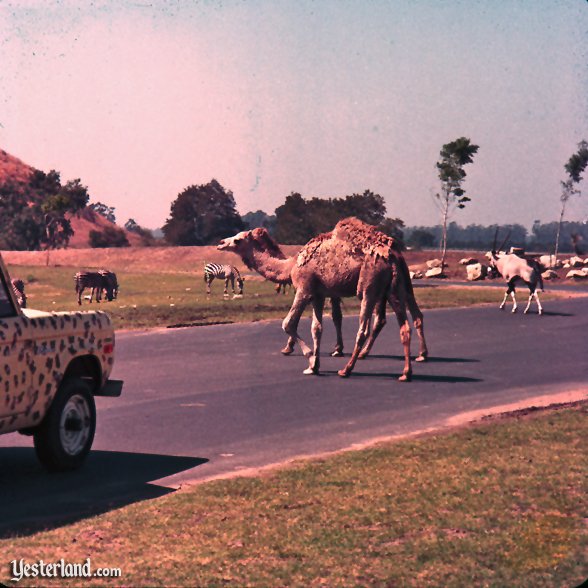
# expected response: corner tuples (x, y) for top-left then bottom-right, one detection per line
(2, 404), (586, 587)
(9, 264), (560, 331)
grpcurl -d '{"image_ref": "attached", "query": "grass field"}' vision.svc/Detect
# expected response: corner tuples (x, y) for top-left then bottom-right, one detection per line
(7, 263), (566, 331)
(1, 404), (586, 587)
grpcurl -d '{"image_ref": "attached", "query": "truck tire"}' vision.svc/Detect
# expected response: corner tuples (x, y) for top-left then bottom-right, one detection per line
(33, 378), (96, 472)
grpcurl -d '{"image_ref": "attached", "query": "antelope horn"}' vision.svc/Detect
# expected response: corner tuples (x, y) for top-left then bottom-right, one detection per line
(492, 227), (499, 253)
(498, 230), (511, 253)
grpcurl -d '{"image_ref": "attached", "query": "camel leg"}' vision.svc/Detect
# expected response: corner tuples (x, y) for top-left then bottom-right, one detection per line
(304, 295), (325, 375)
(358, 297), (386, 359)
(281, 336), (296, 355)
(387, 293), (412, 382)
(282, 289), (313, 358)
(406, 297), (428, 362)
(338, 294), (377, 378)
(330, 297), (344, 357)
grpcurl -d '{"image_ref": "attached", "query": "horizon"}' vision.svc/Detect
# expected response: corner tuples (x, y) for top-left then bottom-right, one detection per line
(1, 1), (587, 232)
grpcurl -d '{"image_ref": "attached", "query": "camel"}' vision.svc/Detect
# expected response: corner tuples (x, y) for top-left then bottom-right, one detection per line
(218, 227), (346, 357)
(219, 218), (428, 381)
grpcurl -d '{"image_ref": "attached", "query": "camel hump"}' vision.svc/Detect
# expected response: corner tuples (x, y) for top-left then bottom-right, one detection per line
(333, 217), (402, 258)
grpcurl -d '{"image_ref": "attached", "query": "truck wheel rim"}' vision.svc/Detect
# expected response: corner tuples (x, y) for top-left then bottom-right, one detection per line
(60, 395), (91, 456)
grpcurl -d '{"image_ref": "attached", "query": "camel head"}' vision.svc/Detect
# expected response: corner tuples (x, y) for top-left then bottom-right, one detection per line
(218, 228), (284, 258)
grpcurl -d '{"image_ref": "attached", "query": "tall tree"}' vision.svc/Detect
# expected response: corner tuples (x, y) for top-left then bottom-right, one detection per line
(435, 137), (479, 268)
(274, 190), (391, 244)
(0, 170), (89, 250)
(554, 140), (588, 259)
(163, 179), (243, 245)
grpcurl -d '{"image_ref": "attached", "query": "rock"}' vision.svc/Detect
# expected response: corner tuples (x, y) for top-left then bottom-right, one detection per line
(568, 256), (584, 267)
(466, 263), (487, 281)
(541, 269), (559, 280)
(426, 258), (442, 269)
(539, 254), (561, 269)
(566, 269), (588, 280)
(459, 257), (478, 265)
(410, 271), (423, 280)
(425, 267), (446, 279)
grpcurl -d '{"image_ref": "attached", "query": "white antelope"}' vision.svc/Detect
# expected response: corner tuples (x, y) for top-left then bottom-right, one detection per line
(487, 232), (544, 315)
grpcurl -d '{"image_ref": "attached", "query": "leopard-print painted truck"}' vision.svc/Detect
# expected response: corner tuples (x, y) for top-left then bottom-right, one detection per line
(0, 255), (123, 471)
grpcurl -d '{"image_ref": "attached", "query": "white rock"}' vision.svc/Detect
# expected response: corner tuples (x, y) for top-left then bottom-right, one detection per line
(539, 254), (561, 269)
(409, 271), (423, 280)
(566, 269), (588, 280)
(466, 263), (487, 281)
(569, 256), (584, 267)
(541, 269), (559, 280)
(425, 267), (446, 279)
(426, 258), (442, 269)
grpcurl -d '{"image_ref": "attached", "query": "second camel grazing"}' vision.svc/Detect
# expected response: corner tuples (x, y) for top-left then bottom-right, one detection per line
(218, 217), (428, 381)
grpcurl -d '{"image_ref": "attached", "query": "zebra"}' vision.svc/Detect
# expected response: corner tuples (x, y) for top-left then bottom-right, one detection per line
(204, 263), (244, 296)
(11, 278), (26, 308)
(97, 270), (119, 300)
(74, 271), (116, 305)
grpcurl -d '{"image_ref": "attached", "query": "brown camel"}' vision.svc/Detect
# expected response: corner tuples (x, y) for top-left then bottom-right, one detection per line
(219, 218), (428, 380)
(218, 227), (346, 357)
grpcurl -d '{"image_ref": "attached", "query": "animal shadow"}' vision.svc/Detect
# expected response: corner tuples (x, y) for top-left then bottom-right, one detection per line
(324, 371), (482, 383)
(362, 355), (479, 363)
(0, 448), (208, 538)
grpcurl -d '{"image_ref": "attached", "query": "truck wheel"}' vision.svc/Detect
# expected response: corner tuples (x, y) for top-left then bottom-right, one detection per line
(34, 378), (96, 472)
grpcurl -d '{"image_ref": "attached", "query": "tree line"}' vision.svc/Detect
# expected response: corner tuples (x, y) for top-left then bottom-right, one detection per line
(1, 138), (586, 252)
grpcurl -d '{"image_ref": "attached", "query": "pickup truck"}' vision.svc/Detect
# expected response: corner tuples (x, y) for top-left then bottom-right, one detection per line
(0, 254), (122, 471)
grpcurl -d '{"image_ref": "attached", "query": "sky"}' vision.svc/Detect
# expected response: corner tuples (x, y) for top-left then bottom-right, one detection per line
(1, 0), (587, 231)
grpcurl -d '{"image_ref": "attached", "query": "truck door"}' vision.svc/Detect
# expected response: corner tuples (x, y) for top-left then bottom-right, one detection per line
(0, 275), (31, 420)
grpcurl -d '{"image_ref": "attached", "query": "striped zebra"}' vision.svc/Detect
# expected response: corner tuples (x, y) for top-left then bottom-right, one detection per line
(11, 278), (26, 308)
(74, 271), (117, 305)
(98, 270), (119, 300)
(204, 263), (244, 296)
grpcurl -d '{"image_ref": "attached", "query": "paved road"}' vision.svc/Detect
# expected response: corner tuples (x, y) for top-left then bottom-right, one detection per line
(0, 295), (586, 536)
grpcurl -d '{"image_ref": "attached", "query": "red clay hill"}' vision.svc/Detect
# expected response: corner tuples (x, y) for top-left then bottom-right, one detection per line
(0, 149), (142, 248)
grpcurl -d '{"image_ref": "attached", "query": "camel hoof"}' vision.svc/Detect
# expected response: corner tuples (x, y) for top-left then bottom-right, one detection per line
(331, 350), (343, 357)
(398, 373), (412, 382)
(512, 308), (517, 314)
(337, 369), (350, 378)
(303, 367), (318, 375)
(415, 354), (427, 363)
(281, 347), (294, 355)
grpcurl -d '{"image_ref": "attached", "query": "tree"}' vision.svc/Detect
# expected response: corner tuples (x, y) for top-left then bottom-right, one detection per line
(274, 189), (390, 244)
(0, 170), (89, 250)
(163, 179), (243, 246)
(554, 140), (588, 259)
(125, 218), (156, 246)
(89, 226), (130, 248)
(434, 137), (479, 268)
(241, 210), (277, 234)
(90, 202), (117, 223)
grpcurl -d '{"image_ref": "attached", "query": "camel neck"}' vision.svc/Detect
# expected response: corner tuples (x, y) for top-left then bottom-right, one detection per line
(245, 248), (295, 283)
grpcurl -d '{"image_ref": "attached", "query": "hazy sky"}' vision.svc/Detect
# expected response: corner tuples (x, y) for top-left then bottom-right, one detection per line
(1, 1), (587, 230)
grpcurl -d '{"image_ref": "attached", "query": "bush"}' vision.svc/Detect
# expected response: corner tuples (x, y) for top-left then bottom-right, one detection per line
(89, 226), (130, 248)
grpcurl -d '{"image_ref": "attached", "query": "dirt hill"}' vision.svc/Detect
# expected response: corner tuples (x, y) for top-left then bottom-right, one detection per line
(0, 149), (34, 184)
(0, 148), (142, 248)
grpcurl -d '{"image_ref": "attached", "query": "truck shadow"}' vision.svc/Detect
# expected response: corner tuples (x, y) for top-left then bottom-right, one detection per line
(0, 448), (208, 538)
